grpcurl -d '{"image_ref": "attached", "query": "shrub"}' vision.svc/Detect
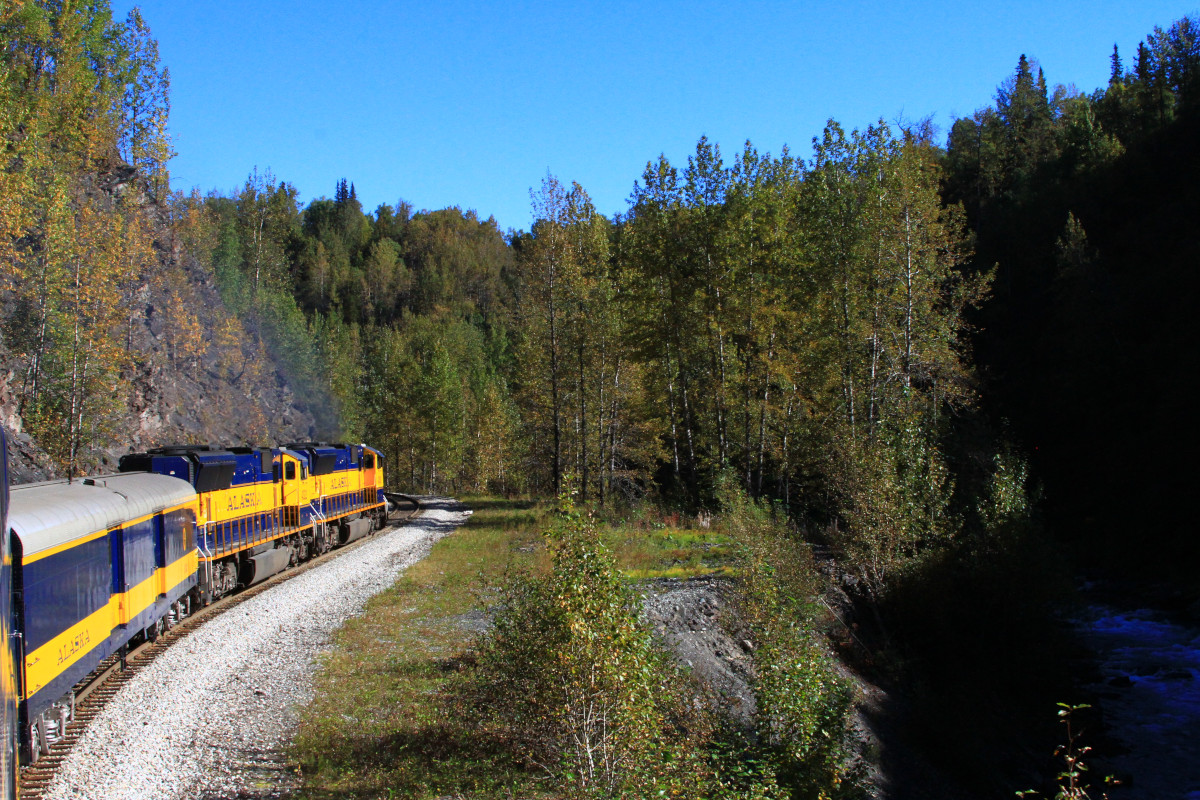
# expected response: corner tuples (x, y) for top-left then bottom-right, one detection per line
(453, 494), (710, 798)
(722, 486), (861, 800)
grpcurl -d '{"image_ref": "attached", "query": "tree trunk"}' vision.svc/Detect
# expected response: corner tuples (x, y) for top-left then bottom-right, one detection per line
(755, 333), (776, 496)
(578, 338), (588, 501)
(548, 255), (562, 496)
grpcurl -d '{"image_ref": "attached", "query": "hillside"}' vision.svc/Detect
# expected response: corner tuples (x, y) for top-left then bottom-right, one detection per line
(0, 161), (327, 482)
(0, 4), (334, 480)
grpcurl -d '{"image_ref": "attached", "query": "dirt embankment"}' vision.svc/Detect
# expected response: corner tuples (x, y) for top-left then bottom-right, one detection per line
(640, 576), (889, 794)
(642, 573), (999, 800)
(641, 576), (757, 725)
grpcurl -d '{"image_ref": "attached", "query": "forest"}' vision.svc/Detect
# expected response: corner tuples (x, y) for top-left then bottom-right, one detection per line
(2, 1), (1198, 795)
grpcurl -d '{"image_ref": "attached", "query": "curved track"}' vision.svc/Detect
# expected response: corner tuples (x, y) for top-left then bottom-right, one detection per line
(18, 498), (421, 800)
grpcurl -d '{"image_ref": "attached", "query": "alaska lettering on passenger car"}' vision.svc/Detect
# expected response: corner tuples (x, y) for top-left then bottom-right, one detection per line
(57, 629), (90, 665)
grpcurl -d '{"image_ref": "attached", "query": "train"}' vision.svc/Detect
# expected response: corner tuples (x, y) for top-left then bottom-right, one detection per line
(2, 429), (15, 800)
(0, 434), (388, 791)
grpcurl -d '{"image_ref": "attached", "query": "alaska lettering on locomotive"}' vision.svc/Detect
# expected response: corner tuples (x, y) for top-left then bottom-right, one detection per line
(225, 490), (259, 512)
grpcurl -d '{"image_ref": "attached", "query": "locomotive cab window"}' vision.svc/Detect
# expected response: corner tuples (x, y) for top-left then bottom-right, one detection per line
(285, 463), (295, 480)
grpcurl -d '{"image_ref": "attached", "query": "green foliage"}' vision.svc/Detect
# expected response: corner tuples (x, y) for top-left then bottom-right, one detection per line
(116, 7), (173, 196)
(828, 417), (958, 598)
(357, 313), (520, 494)
(0, 0), (175, 473)
(309, 311), (364, 438)
(453, 494), (710, 798)
(977, 447), (1031, 532)
(720, 487), (860, 799)
(943, 13), (1200, 573)
(1018, 704), (1117, 800)
(516, 175), (644, 501)
(605, 522), (737, 581)
(188, 178), (523, 492)
(173, 101), (992, 539)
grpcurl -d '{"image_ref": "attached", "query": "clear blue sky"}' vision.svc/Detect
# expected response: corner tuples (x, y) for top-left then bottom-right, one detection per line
(114, 0), (1193, 233)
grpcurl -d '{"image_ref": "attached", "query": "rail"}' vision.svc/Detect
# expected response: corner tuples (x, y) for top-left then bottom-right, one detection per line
(17, 497), (421, 799)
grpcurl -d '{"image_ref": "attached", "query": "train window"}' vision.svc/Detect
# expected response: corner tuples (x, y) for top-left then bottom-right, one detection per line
(22, 536), (109, 652)
(123, 518), (157, 590)
(285, 462), (295, 480)
(162, 507), (194, 564)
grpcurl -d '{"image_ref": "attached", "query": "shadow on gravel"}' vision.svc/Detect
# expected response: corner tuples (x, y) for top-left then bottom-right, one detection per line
(411, 495), (468, 513)
(407, 515), (469, 538)
(196, 746), (300, 800)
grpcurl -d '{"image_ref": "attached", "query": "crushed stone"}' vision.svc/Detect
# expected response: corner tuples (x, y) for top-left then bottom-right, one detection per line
(42, 498), (468, 800)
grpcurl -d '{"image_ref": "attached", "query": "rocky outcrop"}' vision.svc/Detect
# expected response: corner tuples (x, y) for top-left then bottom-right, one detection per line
(99, 251), (320, 464)
(0, 385), (56, 485)
(1, 161), (330, 483)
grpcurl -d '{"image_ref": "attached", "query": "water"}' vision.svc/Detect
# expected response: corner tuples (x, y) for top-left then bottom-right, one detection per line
(1076, 604), (1200, 798)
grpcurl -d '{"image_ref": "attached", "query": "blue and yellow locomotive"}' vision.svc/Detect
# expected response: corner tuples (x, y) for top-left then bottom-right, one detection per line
(0, 438), (388, 776)
(119, 442), (387, 602)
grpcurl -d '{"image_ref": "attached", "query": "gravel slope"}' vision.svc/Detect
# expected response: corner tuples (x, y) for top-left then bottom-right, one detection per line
(640, 576), (757, 725)
(43, 498), (468, 800)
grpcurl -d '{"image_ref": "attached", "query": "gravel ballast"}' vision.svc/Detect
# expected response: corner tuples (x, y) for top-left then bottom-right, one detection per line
(42, 498), (468, 800)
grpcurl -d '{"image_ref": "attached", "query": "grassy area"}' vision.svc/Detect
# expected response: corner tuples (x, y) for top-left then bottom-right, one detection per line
(604, 524), (737, 580)
(292, 499), (740, 799)
(292, 497), (551, 799)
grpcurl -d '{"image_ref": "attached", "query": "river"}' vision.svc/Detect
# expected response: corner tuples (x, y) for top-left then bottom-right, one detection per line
(1075, 603), (1200, 799)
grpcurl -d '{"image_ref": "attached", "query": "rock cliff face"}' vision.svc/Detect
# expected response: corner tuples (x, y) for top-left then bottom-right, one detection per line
(1, 165), (331, 485)
(104, 235), (322, 458)
(0, 379), (58, 483)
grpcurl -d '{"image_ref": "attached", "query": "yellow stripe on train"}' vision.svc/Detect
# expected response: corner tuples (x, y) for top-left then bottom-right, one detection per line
(162, 550), (198, 595)
(23, 598), (118, 700)
(201, 480), (279, 526)
(117, 552), (197, 627)
(24, 549), (196, 700)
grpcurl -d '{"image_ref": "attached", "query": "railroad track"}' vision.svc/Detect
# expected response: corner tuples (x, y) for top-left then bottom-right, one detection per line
(18, 498), (421, 800)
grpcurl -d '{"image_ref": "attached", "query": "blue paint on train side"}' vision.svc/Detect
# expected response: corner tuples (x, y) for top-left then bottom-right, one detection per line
(118, 518), (157, 591)
(21, 538), (111, 654)
(1, 429), (16, 800)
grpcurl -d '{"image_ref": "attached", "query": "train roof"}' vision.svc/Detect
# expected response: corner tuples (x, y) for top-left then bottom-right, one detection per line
(9, 472), (196, 559)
